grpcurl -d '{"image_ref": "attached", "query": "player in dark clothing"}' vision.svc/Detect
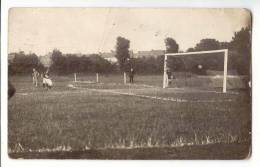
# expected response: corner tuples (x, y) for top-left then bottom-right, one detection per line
(8, 81), (16, 99)
(129, 68), (135, 83)
(166, 69), (172, 85)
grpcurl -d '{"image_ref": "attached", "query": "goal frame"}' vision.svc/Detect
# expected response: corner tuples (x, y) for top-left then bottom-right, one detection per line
(163, 49), (228, 93)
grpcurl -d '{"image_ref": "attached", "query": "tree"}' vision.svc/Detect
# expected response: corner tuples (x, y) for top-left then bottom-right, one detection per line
(9, 51), (44, 75)
(194, 38), (220, 51)
(182, 39), (223, 73)
(89, 54), (114, 74)
(220, 42), (230, 49)
(66, 54), (81, 74)
(78, 56), (92, 72)
(164, 37), (179, 53)
(48, 49), (116, 75)
(164, 37), (180, 72)
(115, 36), (130, 72)
(50, 49), (66, 74)
(229, 27), (251, 75)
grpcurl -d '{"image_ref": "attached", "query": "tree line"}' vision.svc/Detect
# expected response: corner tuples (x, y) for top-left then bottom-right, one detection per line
(115, 27), (251, 75)
(9, 27), (251, 76)
(9, 50), (117, 75)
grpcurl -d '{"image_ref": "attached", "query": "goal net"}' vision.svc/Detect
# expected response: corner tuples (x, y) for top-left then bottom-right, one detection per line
(163, 49), (231, 93)
(73, 72), (99, 84)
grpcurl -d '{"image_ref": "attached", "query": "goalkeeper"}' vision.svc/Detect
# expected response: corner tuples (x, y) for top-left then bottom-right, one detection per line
(166, 68), (172, 85)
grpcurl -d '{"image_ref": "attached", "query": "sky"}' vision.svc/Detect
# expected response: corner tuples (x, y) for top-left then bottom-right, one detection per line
(8, 8), (251, 55)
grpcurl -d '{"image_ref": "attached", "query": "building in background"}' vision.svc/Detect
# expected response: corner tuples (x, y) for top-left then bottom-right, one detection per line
(135, 50), (165, 58)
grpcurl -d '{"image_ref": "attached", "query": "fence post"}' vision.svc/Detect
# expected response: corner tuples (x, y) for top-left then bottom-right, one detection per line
(223, 49), (228, 93)
(96, 73), (99, 83)
(74, 73), (77, 82)
(124, 72), (127, 84)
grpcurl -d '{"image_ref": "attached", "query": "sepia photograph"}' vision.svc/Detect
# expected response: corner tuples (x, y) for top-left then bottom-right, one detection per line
(8, 8), (252, 159)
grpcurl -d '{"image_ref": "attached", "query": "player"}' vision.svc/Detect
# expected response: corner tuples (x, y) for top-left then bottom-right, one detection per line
(166, 68), (172, 85)
(8, 81), (16, 99)
(42, 70), (53, 90)
(129, 67), (135, 83)
(32, 68), (40, 87)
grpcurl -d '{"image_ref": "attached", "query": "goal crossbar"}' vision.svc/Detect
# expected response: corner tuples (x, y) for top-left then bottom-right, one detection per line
(165, 49), (228, 57)
(163, 49), (228, 93)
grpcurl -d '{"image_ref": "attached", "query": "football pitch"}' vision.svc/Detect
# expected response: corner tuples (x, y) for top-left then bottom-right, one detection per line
(8, 74), (251, 159)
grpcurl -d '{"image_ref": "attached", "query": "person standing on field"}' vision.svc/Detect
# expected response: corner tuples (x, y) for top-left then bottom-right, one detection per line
(8, 81), (16, 99)
(32, 68), (39, 87)
(166, 68), (172, 85)
(129, 67), (135, 83)
(42, 69), (53, 89)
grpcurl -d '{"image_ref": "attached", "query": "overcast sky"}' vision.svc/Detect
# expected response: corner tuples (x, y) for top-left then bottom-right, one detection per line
(8, 8), (251, 55)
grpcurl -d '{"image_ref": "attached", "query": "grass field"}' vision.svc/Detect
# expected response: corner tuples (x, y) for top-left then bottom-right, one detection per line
(8, 74), (251, 159)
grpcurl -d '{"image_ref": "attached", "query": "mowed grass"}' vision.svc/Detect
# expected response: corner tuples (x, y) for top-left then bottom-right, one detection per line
(8, 75), (251, 159)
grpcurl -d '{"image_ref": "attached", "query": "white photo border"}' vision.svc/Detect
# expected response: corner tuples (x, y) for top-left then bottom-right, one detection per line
(1, 0), (260, 167)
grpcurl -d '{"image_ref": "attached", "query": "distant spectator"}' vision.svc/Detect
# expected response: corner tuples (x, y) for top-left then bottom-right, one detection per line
(129, 67), (135, 83)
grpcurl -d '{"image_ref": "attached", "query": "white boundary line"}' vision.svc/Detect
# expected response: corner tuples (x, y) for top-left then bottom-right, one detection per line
(165, 87), (240, 95)
(74, 81), (161, 88)
(74, 81), (240, 94)
(70, 84), (235, 103)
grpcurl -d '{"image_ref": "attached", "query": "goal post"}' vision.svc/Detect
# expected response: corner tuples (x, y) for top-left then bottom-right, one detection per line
(163, 49), (228, 93)
(73, 72), (100, 83)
